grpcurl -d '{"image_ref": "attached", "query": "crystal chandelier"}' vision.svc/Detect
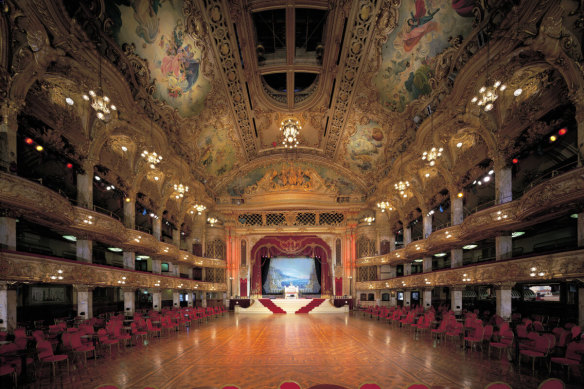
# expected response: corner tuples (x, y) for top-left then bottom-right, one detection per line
(363, 216), (375, 225)
(83, 43), (116, 121)
(190, 203), (206, 215)
(173, 183), (189, 199)
(395, 180), (410, 198)
(376, 201), (393, 212)
(280, 118), (301, 148)
(422, 147), (443, 166)
(471, 80), (506, 112)
(141, 150), (162, 169)
(207, 217), (218, 226)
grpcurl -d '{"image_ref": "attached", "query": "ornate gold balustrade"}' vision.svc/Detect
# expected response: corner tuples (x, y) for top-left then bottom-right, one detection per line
(357, 167), (584, 267)
(355, 249), (584, 291)
(0, 251), (226, 291)
(0, 172), (226, 269)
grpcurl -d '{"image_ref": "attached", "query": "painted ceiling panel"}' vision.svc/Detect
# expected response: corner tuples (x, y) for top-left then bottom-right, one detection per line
(106, 0), (211, 117)
(374, 0), (474, 112)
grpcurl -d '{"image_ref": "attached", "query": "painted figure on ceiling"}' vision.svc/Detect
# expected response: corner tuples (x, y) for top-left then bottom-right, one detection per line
(160, 20), (200, 98)
(403, 0), (440, 52)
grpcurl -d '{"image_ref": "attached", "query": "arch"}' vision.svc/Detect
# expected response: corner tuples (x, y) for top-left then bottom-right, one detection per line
(250, 235), (332, 296)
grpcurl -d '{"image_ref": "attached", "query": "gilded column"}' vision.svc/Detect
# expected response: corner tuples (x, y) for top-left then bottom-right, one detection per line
(450, 192), (464, 268)
(495, 282), (515, 321)
(0, 282), (17, 332)
(495, 159), (513, 261)
(422, 214), (432, 273)
(74, 284), (94, 319)
(450, 285), (463, 314)
(122, 287), (135, 316)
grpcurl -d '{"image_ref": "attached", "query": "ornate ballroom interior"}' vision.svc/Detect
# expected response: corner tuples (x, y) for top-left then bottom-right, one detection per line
(1, 0), (584, 388)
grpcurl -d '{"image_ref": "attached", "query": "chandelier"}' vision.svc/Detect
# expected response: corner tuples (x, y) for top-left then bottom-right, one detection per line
(394, 180), (410, 198)
(376, 201), (393, 212)
(141, 150), (162, 169)
(280, 118), (301, 148)
(207, 217), (218, 226)
(363, 216), (375, 225)
(83, 90), (117, 120)
(471, 80), (506, 112)
(173, 183), (189, 199)
(191, 203), (207, 215)
(422, 147), (443, 166)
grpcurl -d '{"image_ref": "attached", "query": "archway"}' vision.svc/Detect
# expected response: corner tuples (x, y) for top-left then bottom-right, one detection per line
(250, 236), (332, 296)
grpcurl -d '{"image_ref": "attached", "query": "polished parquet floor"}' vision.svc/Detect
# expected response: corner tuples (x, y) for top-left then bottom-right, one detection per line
(31, 312), (579, 389)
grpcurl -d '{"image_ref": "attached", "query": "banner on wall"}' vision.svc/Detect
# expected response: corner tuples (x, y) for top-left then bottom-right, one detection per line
(240, 278), (248, 297)
(335, 277), (343, 296)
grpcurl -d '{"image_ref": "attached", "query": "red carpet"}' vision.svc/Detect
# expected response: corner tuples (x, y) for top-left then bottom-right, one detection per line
(258, 299), (286, 313)
(296, 298), (325, 313)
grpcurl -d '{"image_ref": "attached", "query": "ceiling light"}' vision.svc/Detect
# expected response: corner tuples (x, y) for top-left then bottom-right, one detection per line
(25, 138), (34, 145)
(207, 217), (218, 226)
(173, 183), (189, 199)
(193, 204), (207, 215)
(414, 259), (423, 262)
(550, 135), (557, 142)
(65, 97), (74, 105)
(394, 180), (410, 197)
(570, 214), (578, 219)
(425, 173), (430, 177)
(512, 231), (525, 238)
(141, 150), (162, 169)
(488, 170), (494, 175)
(471, 80), (507, 111)
(85, 89), (117, 121)
(456, 142), (463, 148)
(154, 176), (159, 181)
(136, 255), (150, 260)
(108, 247), (123, 252)
(538, 272), (545, 277)
(463, 244), (477, 250)
(121, 146), (128, 151)
(514, 88), (523, 96)
(94, 175), (101, 181)
(530, 272), (536, 277)
(280, 118), (301, 148)
(62, 235), (77, 242)
(558, 128), (567, 136)
(434, 252), (447, 257)
(376, 201), (393, 212)
(530, 267), (537, 272)
(457, 192), (464, 198)
(422, 147), (443, 166)
(362, 216), (375, 224)
(35, 145), (43, 152)
(483, 176), (490, 183)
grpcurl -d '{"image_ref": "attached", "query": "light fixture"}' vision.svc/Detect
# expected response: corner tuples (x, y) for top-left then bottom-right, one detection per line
(279, 118), (301, 148)
(173, 183), (189, 199)
(414, 259), (423, 262)
(456, 142), (463, 148)
(488, 170), (494, 175)
(457, 192), (464, 198)
(558, 128), (567, 136)
(125, 197), (131, 203)
(62, 235), (77, 242)
(141, 150), (162, 169)
(434, 252), (447, 257)
(471, 81), (506, 111)
(513, 88), (522, 96)
(570, 213), (578, 219)
(94, 175), (101, 181)
(108, 247), (123, 252)
(394, 180), (410, 198)
(50, 269), (65, 281)
(82, 42), (117, 121)
(376, 201), (393, 212)
(65, 97), (74, 106)
(463, 244), (478, 250)
(462, 273), (471, 282)
(496, 210), (508, 221)
(136, 255), (150, 260)
(192, 204), (207, 215)
(154, 176), (159, 181)
(422, 147), (443, 166)
(550, 135), (557, 142)
(363, 216), (375, 225)
(83, 215), (94, 225)
(207, 217), (218, 226)
(483, 176), (490, 183)
(121, 146), (128, 152)
(35, 145), (43, 152)
(511, 231), (525, 238)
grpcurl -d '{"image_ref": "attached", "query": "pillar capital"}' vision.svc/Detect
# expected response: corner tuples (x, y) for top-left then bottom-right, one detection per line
(73, 284), (94, 292)
(121, 287), (137, 293)
(0, 281), (17, 291)
(494, 281), (516, 290)
(450, 285), (465, 292)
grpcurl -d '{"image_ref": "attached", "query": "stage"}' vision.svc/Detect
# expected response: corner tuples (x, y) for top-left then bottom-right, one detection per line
(234, 298), (349, 314)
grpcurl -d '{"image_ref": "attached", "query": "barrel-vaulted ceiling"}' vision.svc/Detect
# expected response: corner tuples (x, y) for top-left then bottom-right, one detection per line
(66, 0), (478, 196)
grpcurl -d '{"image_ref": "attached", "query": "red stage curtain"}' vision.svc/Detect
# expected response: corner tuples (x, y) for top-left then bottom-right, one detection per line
(240, 278), (247, 297)
(335, 277), (343, 296)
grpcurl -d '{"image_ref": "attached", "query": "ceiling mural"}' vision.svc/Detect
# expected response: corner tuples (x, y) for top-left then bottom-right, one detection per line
(197, 125), (238, 179)
(341, 120), (387, 175)
(106, 0), (211, 117)
(374, 0), (475, 112)
(223, 161), (363, 197)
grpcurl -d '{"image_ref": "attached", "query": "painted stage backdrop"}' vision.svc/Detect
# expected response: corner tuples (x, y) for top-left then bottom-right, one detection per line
(374, 0), (475, 112)
(263, 257), (321, 294)
(106, 0), (211, 117)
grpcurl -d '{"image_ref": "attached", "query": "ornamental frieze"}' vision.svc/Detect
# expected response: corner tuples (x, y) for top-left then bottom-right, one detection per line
(0, 251), (226, 291)
(72, 207), (128, 245)
(355, 249), (584, 290)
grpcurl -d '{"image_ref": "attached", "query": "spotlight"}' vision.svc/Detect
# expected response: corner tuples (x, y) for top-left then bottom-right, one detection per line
(457, 192), (464, 198)
(558, 128), (567, 136)
(512, 158), (519, 164)
(66, 163), (73, 169)
(25, 138), (34, 145)
(125, 197), (131, 203)
(65, 97), (74, 105)
(456, 142), (463, 148)
(35, 145), (43, 152)
(550, 135), (557, 142)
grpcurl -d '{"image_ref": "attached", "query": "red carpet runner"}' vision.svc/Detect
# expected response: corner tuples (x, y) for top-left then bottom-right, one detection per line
(258, 299), (286, 313)
(295, 299), (325, 313)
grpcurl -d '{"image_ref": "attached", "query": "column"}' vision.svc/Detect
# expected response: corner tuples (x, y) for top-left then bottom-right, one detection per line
(403, 226), (412, 245)
(0, 283), (17, 332)
(76, 238), (92, 263)
(168, 262), (179, 277)
(422, 213), (432, 272)
(172, 291), (180, 308)
(201, 292), (207, 308)
(403, 262), (411, 276)
(389, 234), (396, 252)
(187, 291), (194, 307)
(201, 267), (206, 282)
(451, 193), (464, 268)
(152, 289), (162, 311)
(496, 283), (514, 321)
(0, 214), (16, 250)
(76, 171), (93, 209)
(403, 289), (411, 307)
(123, 196), (135, 229)
(153, 217), (162, 241)
(152, 259), (161, 274)
(0, 100), (22, 175)
(172, 228), (180, 248)
(123, 288), (135, 315)
(389, 291), (397, 307)
(123, 252), (135, 270)
(451, 286), (463, 314)
(579, 286), (584, 328)
(74, 285), (93, 319)
(495, 164), (513, 260)
(578, 213), (584, 248)
(423, 288), (432, 310)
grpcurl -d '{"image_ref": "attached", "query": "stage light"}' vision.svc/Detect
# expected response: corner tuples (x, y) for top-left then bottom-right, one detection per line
(35, 145), (43, 152)
(512, 158), (518, 164)
(25, 138), (34, 145)
(66, 163), (73, 169)
(457, 192), (464, 198)
(558, 128), (567, 136)
(550, 135), (557, 142)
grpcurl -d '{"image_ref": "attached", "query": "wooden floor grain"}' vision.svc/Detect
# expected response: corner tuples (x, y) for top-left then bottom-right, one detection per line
(32, 312), (577, 389)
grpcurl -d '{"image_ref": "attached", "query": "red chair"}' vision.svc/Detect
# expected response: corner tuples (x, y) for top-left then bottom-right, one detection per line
(549, 341), (584, 381)
(146, 319), (162, 340)
(406, 384), (430, 389)
(484, 382), (512, 389)
(279, 381), (302, 389)
(464, 324), (484, 352)
(131, 322), (148, 345)
(37, 339), (69, 378)
(0, 364), (17, 388)
(431, 317), (449, 342)
(97, 328), (119, 357)
(359, 384), (381, 389)
(537, 378), (565, 389)
(221, 386), (241, 389)
(519, 335), (550, 375)
(69, 332), (96, 366)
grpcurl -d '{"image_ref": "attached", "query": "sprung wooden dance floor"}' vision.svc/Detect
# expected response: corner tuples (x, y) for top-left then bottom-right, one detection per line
(39, 313), (569, 389)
